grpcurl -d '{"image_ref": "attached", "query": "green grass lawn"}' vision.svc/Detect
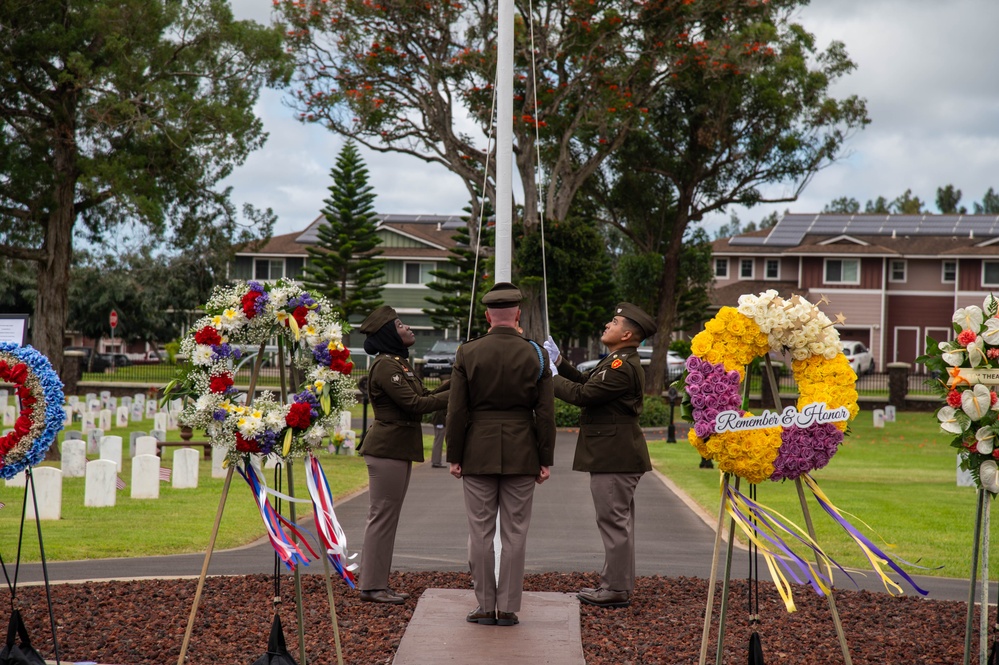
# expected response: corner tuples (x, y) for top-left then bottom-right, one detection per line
(650, 410), (995, 581)
(0, 415), (423, 562)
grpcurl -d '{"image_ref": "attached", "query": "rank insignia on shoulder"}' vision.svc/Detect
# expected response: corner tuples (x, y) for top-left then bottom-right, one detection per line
(611, 358), (623, 369)
(392, 373), (402, 384)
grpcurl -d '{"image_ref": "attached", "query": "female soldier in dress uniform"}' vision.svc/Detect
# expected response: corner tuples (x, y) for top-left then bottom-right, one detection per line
(357, 305), (449, 604)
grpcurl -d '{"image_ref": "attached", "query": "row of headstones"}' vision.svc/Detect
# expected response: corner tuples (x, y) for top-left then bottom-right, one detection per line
(0, 391), (176, 429)
(64, 391), (181, 433)
(6, 434), (299, 520)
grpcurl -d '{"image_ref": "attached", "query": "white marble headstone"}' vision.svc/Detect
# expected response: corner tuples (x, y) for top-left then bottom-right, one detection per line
(172, 448), (200, 489)
(86, 428), (104, 455)
(131, 454), (161, 499)
(81, 412), (96, 434)
(134, 436), (159, 457)
(873, 409), (885, 428)
(153, 412), (168, 433)
(99, 435), (123, 472)
(116, 406), (129, 428)
(25, 467), (62, 521)
(84, 459), (117, 508)
(211, 446), (227, 479)
(61, 439), (87, 478)
(98, 409), (112, 432)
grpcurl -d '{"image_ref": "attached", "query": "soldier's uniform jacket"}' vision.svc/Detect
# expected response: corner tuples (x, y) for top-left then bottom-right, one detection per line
(445, 327), (556, 475)
(362, 354), (449, 462)
(554, 346), (652, 473)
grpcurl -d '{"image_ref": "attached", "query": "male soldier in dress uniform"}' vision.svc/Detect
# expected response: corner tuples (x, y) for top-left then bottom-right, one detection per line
(545, 302), (656, 608)
(446, 282), (556, 626)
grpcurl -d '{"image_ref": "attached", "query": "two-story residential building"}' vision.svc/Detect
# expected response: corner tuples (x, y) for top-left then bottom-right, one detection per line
(230, 214), (465, 355)
(711, 213), (999, 372)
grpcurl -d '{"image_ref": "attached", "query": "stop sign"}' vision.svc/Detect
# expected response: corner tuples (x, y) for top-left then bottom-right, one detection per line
(110, 310), (118, 329)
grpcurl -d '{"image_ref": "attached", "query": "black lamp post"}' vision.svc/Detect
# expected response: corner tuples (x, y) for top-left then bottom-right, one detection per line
(666, 386), (678, 443)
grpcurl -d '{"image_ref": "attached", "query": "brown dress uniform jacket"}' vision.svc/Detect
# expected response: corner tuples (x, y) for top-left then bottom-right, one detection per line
(445, 327), (556, 474)
(554, 346), (652, 473)
(361, 354), (449, 462)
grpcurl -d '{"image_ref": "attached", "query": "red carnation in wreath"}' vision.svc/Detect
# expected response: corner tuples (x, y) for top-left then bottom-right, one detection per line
(194, 325), (222, 346)
(234, 432), (261, 453)
(241, 290), (264, 319)
(286, 402), (313, 430)
(209, 374), (234, 394)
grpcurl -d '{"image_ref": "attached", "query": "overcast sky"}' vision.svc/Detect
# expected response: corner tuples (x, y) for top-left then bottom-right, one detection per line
(225, 0), (999, 238)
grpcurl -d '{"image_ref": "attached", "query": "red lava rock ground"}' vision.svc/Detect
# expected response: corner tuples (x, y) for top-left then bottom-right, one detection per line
(0, 571), (984, 664)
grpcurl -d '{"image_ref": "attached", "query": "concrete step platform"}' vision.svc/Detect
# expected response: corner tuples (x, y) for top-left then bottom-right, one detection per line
(393, 589), (585, 665)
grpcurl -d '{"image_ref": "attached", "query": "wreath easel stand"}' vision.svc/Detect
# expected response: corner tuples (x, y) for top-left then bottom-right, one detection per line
(175, 340), (346, 665)
(965, 487), (992, 665)
(698, 356), (852, 665)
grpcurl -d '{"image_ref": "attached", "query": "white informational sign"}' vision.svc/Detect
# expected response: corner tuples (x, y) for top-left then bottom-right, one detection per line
(714, 403), (849, 434)
(0, 315), (28, 346)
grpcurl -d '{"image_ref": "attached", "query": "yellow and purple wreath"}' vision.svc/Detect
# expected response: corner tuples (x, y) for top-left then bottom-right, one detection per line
(682, 291), (860, 484)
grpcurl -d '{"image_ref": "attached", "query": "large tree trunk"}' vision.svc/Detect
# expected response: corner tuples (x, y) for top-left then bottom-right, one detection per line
(33, 165), (77, 380)
(647, 212), (690, 395)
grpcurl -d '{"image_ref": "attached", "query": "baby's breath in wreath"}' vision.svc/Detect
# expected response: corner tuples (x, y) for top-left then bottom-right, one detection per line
(164, 279), (355, 465)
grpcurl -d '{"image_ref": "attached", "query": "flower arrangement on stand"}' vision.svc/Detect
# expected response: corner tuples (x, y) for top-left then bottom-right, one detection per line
(918, 294), (999, 492)
(165, 279), (356, 466)
(680, 291), (924, 614)
(0, 343), (65, 480)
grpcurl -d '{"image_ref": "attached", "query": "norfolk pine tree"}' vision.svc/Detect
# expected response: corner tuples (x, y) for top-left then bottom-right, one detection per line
(0, 0), (290, 374)
(301, 143), (385, 320)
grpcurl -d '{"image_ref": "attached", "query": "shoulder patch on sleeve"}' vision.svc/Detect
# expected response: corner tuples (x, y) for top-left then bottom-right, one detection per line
(391, 373), (402, 384)
(611, 358), (623, 369)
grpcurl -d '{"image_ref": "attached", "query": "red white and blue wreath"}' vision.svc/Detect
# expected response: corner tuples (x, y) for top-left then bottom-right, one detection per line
(0, 343), (66, 480)
(165, 279), (357, 581)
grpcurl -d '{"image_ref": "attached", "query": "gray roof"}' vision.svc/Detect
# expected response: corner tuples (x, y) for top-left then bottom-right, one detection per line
(729, 213), (999, 247)
(295, 213), (467, 244)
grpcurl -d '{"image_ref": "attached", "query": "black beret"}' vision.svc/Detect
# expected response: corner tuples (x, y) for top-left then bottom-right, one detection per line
(359, 305), (398, 335)
(481, 282), (523, 309)
(615, 302), (656, 339)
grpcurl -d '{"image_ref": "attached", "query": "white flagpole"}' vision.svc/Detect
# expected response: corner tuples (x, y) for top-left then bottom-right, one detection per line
(495, 0), (514, 282)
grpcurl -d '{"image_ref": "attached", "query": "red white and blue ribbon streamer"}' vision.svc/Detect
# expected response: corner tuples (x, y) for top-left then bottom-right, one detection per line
(237, 462), (315, 570)
(305, 454), (357, 587)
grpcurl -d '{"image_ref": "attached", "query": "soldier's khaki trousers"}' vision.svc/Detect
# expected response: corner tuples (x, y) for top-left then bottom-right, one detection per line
(590, 472), (643, 593)
(462, 474), (537, 613)
(359, 455), (413, 591)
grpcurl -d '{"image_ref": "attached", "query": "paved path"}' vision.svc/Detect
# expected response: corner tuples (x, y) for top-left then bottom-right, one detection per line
(10, 429), (984, 605)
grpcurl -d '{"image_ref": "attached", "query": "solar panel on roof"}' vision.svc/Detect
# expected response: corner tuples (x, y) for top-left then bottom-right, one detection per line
(726, 213), (999, 246)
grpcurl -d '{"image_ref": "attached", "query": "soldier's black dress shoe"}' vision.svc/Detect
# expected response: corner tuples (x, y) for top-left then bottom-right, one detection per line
(577, 588), (631, 608)
(496, 611), (519, 626)
(359, 589), (405, 605)
(465, 606), (497, 625)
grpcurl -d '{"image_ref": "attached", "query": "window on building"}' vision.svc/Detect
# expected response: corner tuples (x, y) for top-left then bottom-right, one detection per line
(889, 259), (906, 283)
(942, 260), (957, 283)
(740, 258), (754, 279)
(985, 261), (999, 287)
(714, 258), (728, 278)
(765, 259), (780, 280)
(824, 258), (860, 284)
(253, 258), (284, 281)
(404, 262), (435, 285)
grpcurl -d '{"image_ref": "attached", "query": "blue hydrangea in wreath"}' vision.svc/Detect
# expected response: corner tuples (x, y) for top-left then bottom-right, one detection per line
(0, 343), (66, 480)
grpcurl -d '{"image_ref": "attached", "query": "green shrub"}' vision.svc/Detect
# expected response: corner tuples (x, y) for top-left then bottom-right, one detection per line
(669, 339), (691, 358)
(555, 400), (581, 427)
(640, 395), (671, 427)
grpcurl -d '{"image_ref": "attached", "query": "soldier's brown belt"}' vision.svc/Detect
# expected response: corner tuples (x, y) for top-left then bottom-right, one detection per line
(468, 410), (535, 421)
(580, 415), (639, 424)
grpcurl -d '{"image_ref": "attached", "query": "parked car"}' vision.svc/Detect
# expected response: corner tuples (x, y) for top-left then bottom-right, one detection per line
(64, 346), (110, 373)
(421, 339), (461, 377)
(575, 348), (685, 380)
(841, 340), (875, 375)
(99, 353), (132, 368)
